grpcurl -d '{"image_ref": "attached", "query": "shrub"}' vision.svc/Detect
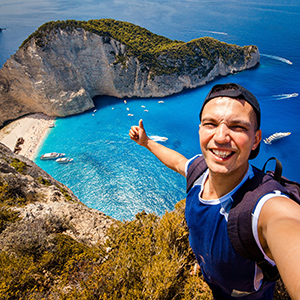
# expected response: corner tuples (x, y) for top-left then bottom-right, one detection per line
(0, 204), (20, 233)
(10, 158), (27, 174)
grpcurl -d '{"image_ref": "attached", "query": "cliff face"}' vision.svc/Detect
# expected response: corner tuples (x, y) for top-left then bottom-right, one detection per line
(0, 142), (114, 246)
(0, 21), (260, 127)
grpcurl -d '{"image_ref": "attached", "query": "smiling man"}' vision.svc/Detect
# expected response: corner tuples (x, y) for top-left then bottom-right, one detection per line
(129, 83), (300, 299)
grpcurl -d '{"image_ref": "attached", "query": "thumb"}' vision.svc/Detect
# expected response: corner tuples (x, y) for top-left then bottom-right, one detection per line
(139, 119), (144, 130)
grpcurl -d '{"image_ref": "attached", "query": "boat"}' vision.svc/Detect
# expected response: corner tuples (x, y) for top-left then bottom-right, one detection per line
(263, 132), (291, 145)
(56, 157), (73, 164)
(40, 152), (65, 160)
(149, 135), (168, 142)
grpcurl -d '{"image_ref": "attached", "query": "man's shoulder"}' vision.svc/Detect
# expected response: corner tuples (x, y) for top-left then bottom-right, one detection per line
(185, 154), (203, 174)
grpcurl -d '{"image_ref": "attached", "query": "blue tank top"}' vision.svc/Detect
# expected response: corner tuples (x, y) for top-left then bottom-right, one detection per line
(185, 156), (275, 299)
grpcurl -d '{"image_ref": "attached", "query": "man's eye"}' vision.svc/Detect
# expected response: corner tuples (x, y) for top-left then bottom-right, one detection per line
(203, 122), (216, 126)
(231, 125), (247, 131)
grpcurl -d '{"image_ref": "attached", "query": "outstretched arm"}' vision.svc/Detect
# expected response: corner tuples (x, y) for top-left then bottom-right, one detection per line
(258, 197), (300, 299)
(129, 119), (188, 177)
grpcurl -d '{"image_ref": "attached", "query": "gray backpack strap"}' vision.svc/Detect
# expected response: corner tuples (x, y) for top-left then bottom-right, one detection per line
(227, 167), (287, 281)
(186, 156), (207, 193)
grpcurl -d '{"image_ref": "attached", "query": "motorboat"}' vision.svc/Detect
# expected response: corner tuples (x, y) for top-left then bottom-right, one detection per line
(263, 132), (291, 145)
(149, 135), (168, 142)
(40, 152), (65, 160)
(56, 157), (73, 164)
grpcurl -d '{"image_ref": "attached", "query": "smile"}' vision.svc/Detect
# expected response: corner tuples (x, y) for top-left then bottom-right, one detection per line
(211, 149), (234, 159)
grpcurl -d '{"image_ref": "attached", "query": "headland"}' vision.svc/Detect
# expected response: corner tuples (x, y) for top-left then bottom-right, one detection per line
(0, 19), (260, 129)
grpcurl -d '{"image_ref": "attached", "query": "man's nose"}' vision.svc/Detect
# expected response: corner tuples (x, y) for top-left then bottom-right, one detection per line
(214, 124), (230, 143)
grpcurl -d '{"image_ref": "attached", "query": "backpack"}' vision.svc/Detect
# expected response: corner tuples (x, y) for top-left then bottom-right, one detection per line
(186, 156), (300, 282)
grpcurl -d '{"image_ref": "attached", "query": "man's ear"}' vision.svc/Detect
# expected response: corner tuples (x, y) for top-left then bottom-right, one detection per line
(252, 129), (262, 150)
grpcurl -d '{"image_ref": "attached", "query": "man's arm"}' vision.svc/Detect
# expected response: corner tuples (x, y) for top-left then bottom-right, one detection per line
(258, 196), (300, 299)
(129, 119), (188, 177)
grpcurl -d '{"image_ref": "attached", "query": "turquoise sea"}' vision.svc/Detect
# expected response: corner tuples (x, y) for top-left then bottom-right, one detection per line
(1, 0), (300, 220)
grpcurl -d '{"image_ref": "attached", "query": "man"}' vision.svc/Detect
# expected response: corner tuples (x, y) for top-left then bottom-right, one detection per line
(129, 83), (300, 299)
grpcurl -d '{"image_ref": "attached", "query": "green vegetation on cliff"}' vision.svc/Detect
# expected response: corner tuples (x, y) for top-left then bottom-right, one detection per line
(0, 199), (290, 299)
(0, 200), (213, 299)
(21, 19), (258, 77)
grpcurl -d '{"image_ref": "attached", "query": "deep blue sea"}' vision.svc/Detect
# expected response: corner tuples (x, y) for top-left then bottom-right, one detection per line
(1, 0), (300, 220)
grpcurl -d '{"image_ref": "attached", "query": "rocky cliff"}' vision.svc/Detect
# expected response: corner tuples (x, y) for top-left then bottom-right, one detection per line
(0, 19), (260, 127)
(0, 142), (115, 246)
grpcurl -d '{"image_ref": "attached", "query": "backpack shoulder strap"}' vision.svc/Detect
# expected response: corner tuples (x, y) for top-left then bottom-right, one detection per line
(262, 157), (282, 183)
(227, 166), (287, 281)
(186, 156), (207, 193)
(263, 157), (300, 204)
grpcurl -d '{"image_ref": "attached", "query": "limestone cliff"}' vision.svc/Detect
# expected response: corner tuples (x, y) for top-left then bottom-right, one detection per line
(0, 142), (115, 246)
(0, 19), (260, 127)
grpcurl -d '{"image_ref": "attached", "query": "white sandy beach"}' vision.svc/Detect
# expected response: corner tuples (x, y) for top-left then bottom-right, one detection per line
(0, 113), (56, 160)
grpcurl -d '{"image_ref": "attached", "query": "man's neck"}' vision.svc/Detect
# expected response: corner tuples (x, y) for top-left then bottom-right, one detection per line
(202, 165), (249, 200)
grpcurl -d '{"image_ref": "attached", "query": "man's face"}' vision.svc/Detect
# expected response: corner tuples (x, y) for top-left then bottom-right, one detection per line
(199, 97), (261, 178)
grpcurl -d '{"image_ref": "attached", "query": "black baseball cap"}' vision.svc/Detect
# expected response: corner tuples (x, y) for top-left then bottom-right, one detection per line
(199, 83), (261, 159)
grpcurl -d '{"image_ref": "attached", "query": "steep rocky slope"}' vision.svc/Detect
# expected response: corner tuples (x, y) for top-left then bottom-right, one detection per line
(0, 19), (260, 127)
(0, 142), (115, 246)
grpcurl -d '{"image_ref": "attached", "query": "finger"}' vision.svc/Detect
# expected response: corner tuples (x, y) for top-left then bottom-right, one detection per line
(139, 119), (144, 130)
(129, 127), (139, 139)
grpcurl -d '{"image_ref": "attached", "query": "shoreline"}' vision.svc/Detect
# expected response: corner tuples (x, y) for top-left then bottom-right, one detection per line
(0, 113), (56, 160)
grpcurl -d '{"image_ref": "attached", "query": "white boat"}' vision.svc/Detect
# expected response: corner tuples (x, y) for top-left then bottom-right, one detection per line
(263, 132), (291, 145)
(40, 152), (65, 160)
(149, 135), (168, 142)
(56, 157), (73, 164)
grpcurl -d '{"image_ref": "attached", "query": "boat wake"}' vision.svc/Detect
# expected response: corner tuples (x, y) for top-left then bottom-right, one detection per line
(149, 135), (168, 142)
(261, 54), (293, 65)
(272, 93), (299, 100)
(199, 30), (228, 36)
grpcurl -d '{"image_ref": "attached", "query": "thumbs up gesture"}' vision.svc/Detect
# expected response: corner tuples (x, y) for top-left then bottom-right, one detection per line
(129, 119), (149, 146)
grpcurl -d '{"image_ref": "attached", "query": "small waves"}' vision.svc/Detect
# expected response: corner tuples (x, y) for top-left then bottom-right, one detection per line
(261, 54), (293, 65)
(272, 93), (299, 100)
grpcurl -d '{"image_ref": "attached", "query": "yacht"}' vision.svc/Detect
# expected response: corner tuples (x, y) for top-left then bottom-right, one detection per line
(263, 132), (291, 145)
(56, 157), (73, 164)
(40, 152), (65, 160)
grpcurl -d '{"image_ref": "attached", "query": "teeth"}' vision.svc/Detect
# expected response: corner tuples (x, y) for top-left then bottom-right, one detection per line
(212, 149), (232, 158)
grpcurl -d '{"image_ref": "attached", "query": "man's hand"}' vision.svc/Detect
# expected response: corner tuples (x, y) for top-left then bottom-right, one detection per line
(129, 119), (149, 147)
(129, 119), (187, 176)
